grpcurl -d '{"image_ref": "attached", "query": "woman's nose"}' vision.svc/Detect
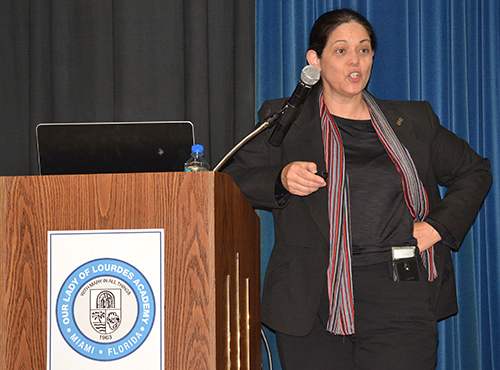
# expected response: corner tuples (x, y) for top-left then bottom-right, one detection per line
(348, 52), (360, 65)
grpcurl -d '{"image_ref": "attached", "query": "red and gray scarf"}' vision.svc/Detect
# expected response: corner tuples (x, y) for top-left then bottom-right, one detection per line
(319, 89), (437, 335)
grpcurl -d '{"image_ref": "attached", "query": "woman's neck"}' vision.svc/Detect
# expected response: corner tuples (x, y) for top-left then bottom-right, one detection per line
(323, 92), (370, 120)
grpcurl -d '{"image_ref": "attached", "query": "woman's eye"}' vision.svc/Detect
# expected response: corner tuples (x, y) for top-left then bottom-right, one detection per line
(336, 49), (345, 54)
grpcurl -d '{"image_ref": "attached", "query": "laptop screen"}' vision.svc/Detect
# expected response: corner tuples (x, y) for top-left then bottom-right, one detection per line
(36, 121), (195, 175)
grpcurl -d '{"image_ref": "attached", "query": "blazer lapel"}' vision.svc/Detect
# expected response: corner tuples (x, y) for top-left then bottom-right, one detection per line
(282, 86), (330, 244)
(373, 97), (430, 178)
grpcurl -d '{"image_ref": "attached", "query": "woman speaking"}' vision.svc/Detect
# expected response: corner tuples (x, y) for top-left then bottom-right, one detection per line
(224, 8), (491, 370)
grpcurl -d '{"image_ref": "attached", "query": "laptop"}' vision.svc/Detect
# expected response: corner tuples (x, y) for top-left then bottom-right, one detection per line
(36, 121), (195, 175)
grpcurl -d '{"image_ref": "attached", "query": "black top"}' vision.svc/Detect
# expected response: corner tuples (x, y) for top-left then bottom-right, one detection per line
(334, 116), (417, 266)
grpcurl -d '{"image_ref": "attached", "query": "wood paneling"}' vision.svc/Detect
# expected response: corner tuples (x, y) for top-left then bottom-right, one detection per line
(0, 172), (260, 369)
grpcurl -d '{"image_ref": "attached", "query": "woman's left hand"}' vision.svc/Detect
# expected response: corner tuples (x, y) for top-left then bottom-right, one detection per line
(413, 222), (441, 252)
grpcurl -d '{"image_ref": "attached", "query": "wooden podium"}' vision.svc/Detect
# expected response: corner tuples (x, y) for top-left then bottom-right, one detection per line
(0, 172), (261, 369)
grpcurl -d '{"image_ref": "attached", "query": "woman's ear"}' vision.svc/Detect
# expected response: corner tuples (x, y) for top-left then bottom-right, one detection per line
(306, 49), (320, 70)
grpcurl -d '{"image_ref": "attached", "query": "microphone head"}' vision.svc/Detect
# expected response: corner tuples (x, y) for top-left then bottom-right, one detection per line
(301, 65), (321, 86)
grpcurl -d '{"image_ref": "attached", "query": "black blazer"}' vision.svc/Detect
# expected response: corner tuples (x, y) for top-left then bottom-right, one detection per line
(224, 84), (492, 336)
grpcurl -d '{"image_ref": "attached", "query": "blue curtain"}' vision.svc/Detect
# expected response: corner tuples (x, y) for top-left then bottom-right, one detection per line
(256, 1), (500, 369)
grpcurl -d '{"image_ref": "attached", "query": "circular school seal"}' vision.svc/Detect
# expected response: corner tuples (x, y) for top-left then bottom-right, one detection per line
(56, 258), (156, 361)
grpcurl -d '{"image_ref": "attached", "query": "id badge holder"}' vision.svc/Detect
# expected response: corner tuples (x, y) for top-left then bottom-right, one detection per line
(392, 246), (420, 282)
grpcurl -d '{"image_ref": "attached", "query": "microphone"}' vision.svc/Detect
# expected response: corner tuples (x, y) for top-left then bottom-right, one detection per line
(212, 65), (320, 172)
(268, 65), (321, 147)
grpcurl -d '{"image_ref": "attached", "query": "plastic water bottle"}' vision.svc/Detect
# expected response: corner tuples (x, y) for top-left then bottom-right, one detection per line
(184, 144), (210, 172)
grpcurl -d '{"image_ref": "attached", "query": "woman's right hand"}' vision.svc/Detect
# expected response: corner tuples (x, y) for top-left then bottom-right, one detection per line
(281, 161), (327, 196)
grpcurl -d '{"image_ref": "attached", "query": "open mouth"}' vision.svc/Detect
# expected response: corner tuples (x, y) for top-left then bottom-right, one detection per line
(350, 72), (360, 78)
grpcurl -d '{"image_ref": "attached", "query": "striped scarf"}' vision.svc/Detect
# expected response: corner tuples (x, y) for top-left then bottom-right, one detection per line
(320, 89), (437, 335)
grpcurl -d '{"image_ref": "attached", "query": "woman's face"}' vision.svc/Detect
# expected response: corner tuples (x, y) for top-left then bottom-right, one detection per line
(307, 21), (374, 102)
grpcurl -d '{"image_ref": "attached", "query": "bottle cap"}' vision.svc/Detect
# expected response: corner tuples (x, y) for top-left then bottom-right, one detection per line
(191, 144), (204, 154)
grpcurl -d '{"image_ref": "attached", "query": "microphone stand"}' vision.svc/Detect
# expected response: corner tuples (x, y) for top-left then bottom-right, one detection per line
(212, 109), (284, 172)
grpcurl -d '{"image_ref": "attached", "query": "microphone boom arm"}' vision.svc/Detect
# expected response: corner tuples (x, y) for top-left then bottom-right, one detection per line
(212, 110), (284, 172)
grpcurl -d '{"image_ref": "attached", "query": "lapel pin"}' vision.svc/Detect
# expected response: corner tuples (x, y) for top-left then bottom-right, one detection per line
(396, 117), (404, 126)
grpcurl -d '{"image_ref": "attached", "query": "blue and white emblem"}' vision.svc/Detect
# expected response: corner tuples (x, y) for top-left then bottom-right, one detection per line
(56, 258), (155, 361)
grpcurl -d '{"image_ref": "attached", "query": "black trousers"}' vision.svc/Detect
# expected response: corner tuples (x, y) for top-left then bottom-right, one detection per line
(275, 261), (438, 370)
